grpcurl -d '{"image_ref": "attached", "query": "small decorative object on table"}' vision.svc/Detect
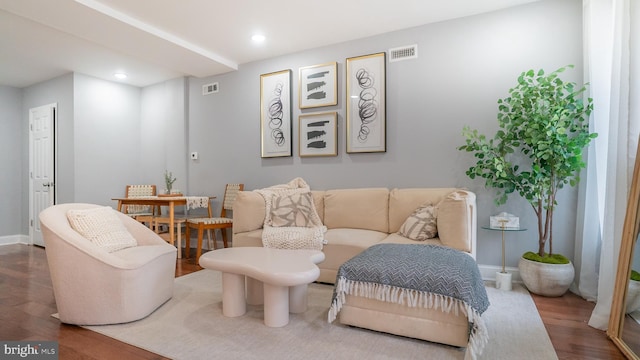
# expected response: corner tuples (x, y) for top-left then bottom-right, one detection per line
(490, 212), (519, 229)
(482, 214), (526, 291)
(163, 170), (177, 195)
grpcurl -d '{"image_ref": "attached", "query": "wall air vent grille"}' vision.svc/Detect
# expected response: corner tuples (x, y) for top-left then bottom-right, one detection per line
(202, 82), (219, 95)
(388, 44), (418, 62)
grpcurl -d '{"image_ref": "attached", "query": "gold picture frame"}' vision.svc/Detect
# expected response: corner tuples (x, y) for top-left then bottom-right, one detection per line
(346, 52), (386, 153)
(608, 136), (640, 359)
(260, 69), (292, 158)
(299, 112), (338, 157)
(299, 62), (338, 109)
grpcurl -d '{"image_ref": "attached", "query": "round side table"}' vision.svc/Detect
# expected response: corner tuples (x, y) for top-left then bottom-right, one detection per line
(482, 223), (526, 291)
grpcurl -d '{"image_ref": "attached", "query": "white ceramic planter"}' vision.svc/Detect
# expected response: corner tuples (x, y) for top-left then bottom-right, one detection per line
(518, 257), (574, 297)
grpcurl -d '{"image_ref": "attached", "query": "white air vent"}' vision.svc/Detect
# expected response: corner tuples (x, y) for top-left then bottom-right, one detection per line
(388, 44), (418, 62)
(202, 82), (219, 95)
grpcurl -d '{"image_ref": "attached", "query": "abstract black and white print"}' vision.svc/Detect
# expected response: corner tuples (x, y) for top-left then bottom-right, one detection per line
(260, 69), (292, 158)
(299, 112), (337, 157)
(346, 53), (386, 153)
(299, 62), (338, 109)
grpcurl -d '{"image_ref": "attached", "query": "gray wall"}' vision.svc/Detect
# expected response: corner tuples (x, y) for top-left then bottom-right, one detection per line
(73, 73), (142, 204)
(186, 0), (583, 267)
(140, 77), (189, 195)
(0, 86), (23, 236)
(4, 0), (583, 269)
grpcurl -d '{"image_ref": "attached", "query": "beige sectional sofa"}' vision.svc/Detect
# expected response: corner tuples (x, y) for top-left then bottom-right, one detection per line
(232, 187), (479, 351)
(232, 187), (477, 283)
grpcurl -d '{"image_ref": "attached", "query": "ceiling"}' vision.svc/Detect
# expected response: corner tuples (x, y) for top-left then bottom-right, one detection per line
(0, 0), (539, 88)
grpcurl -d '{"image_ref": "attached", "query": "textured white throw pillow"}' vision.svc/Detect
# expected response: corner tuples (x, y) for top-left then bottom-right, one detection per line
(67, 206), (138, 252)
(398, 203), (438, 240)
(270, 192), (316, 227)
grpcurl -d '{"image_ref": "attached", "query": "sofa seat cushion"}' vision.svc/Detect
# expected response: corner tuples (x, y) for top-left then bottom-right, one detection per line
(380, 232), (444, 247)
(111, 244), (178, 269)
(321, 228), (387, 282)
(324, 228), (388, 247)
(232, 229), (263, 247)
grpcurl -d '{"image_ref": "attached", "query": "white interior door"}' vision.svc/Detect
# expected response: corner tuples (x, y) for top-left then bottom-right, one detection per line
(30, 103), (56, 247)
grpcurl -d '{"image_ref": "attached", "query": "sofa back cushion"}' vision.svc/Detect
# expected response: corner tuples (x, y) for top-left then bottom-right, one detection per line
(323, 188), (389, 232)
(311, 191), (325, 223)
(232, 191), (266, 233)
(233, 190), (325, 233)
(388, 188), (457, 233)
(437, 190), (475, 253)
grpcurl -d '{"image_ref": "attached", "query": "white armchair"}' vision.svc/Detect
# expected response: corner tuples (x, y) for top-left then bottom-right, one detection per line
(39, 203), (177, 325)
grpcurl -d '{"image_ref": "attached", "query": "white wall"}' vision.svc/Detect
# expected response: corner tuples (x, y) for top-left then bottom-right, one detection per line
(186, 0), (583, 267)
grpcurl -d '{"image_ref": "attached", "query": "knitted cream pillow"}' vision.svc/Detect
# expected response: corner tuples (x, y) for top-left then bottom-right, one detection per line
(398, 203), (438, 240)
(270, 192), (316, 227)
(67, 206), (137, 252)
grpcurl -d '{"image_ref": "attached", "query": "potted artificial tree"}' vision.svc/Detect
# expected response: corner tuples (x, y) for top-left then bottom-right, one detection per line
(458, 65), (596, 296)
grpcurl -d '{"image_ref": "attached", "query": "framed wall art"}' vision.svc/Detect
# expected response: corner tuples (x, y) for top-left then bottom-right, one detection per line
(299, 112), (337, 157)
(345, 52), (386, 153)
(260, 69), (292, 158)
(299, 62), (337, 109)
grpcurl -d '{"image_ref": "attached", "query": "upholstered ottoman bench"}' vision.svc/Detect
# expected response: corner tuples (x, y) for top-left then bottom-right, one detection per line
(328, 244), (489, 359)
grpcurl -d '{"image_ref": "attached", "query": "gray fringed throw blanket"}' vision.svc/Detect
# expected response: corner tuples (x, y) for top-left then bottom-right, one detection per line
(328, 244), (489, 360)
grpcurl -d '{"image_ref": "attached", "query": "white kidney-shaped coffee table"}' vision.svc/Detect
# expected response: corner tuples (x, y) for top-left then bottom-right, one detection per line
(199, 247), (325, 327)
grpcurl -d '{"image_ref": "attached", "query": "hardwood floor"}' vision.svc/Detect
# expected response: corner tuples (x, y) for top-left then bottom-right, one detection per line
(0, 244), (626, 359)
(531, 292), (625, 359)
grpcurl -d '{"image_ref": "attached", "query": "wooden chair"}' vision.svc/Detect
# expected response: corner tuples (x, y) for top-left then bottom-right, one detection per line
(185, 183), (244, 260)
(153, 216), (187, 259)
(123, 185), (160, 227)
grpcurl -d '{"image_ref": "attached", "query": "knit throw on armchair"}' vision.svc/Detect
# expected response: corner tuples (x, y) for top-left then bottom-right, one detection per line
(255, 177), (327, 250)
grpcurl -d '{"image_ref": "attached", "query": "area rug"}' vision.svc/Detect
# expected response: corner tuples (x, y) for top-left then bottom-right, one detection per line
(82, 270), (557, 360)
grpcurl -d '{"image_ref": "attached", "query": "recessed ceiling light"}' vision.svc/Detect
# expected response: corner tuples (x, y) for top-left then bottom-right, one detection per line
(251, 34), (266, 43)
(114, 72), (128, 79)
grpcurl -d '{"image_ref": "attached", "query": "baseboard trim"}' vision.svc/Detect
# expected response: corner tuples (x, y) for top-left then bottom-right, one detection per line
(0, 235), (30, 246)
(0, 239), (523, 283)
(478, 264), (521, 283)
